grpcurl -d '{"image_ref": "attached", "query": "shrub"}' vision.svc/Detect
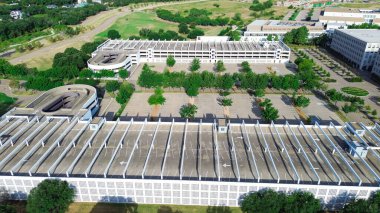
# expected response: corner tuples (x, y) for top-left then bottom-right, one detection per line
(342, 103), (358, 113)
(190, 58), (201, 72)
(179, 104), (198, 119)
(105, 80), (120, 93)
(74, 78), (99, 86)
(346, 76), (363, 82)
(255, 89), (265, 97)
(116, 82), (134, 104)
(293, 95), (310, 108)
(107, 29), (121, 39)
(118, 69), (129, 79)
(341, 87), (369, 97)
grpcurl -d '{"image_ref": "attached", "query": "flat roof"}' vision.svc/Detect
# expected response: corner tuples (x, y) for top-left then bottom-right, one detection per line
(96, 39), (289, 52)
(7, 85), (96, 118)
(246, 20), (324, 32)
(336, 29), (380, 43)
(324, 7), (380, 14)
(1, 117), (380, 187)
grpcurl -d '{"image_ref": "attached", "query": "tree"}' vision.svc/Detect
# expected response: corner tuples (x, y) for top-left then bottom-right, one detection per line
(187, 28), (204, 39)
(118, 69), (129, 79)
(241, 61), (252, 73)
(293, 95), (310, 108)
(166, 55), (176, 68)
(79, 69), (93, 78)
(215, 60), (226, 73)
(80, 40), (104, 55)
(293, 26), (309, 45)
(148, 87), (166, 106)
(186, 86), (199, 98)
(215, 74), (234, 90)
(26, 179), (75, 213)
(342, 191), (380, 213)
(372, 109), (377, 117)
(267, 34), (273, 41)
(105, 80), (120, 93)
(262, 105), (279, 122)
(53, 48), (89, 70)
(283, 32), (294, 44)
(116, 83), (134, 104)
(240, 189), (286, 213)
(326, 89), (344, 106)
(179, 104), (198, 119)
(178, 23), (190, 34)
(107, 29), (121, 39)
(190, 58), (201, 72)
(283, 191), (321, 213)
(255, 89), (265, 97)
(219, 98), (233, 106)
(259, 98), (272, 108)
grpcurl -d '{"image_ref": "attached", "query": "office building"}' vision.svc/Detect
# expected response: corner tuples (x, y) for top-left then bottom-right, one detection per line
(243, 20), (325, 42)
(330, 29), (380, 71)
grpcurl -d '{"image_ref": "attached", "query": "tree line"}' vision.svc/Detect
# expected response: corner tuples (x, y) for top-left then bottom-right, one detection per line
(156, 8), (230, 26)
(0, 4), (106, 41)
(137, 61), (319, 91)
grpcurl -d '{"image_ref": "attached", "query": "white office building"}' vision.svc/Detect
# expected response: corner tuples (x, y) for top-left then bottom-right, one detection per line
(320, 7), (380, 25)
(330, 29), (380, 71)
(87, 39), (291, 71)
(371, 50), (380, 78)
(243, 20), (325, 42)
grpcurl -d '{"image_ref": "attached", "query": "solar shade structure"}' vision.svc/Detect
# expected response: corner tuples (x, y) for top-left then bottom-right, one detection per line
(0, 116), (380, 209)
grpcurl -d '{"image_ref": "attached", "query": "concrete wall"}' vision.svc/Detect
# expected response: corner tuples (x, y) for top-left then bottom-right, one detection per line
(1, 175), (378, 210)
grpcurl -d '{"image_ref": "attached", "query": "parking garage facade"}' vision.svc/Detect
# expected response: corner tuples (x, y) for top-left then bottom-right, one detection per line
(1, 113), (380, 209)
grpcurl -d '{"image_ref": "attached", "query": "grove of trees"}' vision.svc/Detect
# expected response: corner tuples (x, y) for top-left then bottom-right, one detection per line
(283, 26), (309, 45)
(156, 8), (229, 27)
(137, 63), (317, 93)
(0, 4), (106, 41)
(139, 28), (185, 40)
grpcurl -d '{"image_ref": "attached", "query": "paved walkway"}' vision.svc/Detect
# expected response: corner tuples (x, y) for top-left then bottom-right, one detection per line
(302, 48), (380, 124)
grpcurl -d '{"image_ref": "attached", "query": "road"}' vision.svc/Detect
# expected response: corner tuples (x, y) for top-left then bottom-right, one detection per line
(8, 0), (205, 68)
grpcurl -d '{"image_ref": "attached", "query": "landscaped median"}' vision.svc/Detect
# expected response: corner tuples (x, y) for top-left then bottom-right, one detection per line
(341, 87), (369, 97)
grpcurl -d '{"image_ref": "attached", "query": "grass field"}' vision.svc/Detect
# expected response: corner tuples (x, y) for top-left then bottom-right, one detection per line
(339, 2), (380, 8)
(341, 87), (369, 97)
(9, 201), (242, 213)
(69, 203), (241, 213)
(97, 11), (179, 39)
(97, 0), (289, 39)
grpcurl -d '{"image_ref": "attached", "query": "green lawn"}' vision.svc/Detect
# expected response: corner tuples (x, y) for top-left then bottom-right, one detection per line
(69, 202), (242, 213)
(97, 0), (289, 39)
(341, 87), (369, 97)
(97, 11), (179, 39)
(339, 2), (380, 8)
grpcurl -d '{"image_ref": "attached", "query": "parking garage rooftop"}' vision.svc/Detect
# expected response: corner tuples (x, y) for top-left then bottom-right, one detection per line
(6, 85), (97, 119)
(93, 39), (290, 53)
(1, 115), (380, 187)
